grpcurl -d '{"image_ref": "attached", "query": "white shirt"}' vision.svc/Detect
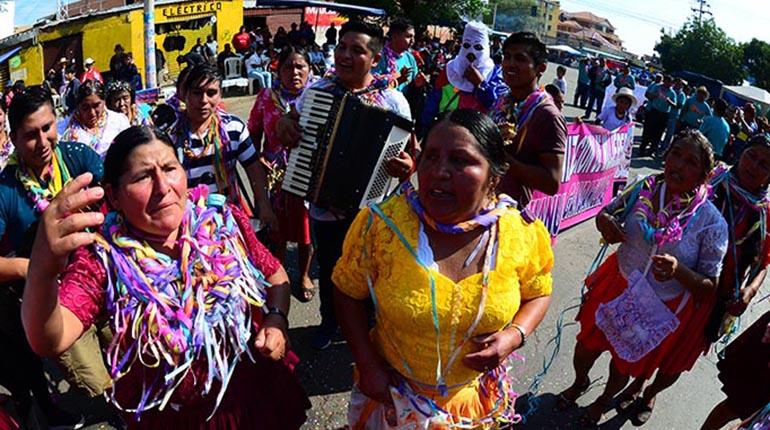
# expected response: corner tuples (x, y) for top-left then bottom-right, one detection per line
(245, 52), (269, 72)
(597, 105), (633, 131)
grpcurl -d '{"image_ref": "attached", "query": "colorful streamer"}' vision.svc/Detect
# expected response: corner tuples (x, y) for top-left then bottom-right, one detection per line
(94, 185), (269, 419)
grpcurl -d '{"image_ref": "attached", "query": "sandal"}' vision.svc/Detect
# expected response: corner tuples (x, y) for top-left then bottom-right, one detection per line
(554, 379), (591, 411)
(297, 277), (317, 303)
(631, 396), (655, 426)
(616, 386), (643, 413)
(617, 394), (638, 413)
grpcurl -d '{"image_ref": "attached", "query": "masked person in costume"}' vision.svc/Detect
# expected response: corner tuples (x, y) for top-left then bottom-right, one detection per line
(557, 130), (728, 427)
(489, 32), (566, 208)
(22, 126), (310, 429)
(0, 86), (104, 427)
(333, 109), (553, 428)
(420, 22), (506, 133)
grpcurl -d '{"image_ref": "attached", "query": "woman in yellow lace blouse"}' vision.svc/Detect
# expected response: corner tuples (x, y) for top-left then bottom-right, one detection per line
(332, 109), (553, 428)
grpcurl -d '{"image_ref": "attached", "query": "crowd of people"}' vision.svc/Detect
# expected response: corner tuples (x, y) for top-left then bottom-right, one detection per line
(0, 13), (768, 430)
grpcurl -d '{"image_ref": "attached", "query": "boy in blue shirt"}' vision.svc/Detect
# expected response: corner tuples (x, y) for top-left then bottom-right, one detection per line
(373, 17), (418, 92)
(0, 86), (104, 427)
(573, 58), (591, 108)
(700, 98), (731, 159)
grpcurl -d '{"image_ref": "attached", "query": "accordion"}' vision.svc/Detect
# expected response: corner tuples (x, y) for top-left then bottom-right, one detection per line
(282, 88), (414, 214)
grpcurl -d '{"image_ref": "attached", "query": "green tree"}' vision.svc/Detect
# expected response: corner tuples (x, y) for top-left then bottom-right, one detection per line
(742, 38), (770, 91)
(341, 0), (488, 29)
(655, 18), (745, 85)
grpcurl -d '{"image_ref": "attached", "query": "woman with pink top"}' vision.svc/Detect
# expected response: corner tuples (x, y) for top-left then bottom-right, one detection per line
(248, 47), (317, 301)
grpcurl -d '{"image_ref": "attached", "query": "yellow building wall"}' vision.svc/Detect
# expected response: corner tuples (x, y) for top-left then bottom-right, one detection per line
(7, 0), (243, 87)
(38, 13), (133, 77)
(142, 0), (244, 82)
(10, 44), (44, 85)
(548, 3), (561, 38)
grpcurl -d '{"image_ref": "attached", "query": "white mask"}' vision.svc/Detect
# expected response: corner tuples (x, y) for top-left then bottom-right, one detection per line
(446, 21), (494, 92)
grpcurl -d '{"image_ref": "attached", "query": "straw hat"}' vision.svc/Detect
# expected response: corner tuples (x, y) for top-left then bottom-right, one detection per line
(613, 87), (637, 107)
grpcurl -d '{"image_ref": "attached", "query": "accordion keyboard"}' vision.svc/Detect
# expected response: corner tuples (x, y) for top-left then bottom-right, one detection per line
(282, 90), (337, 197)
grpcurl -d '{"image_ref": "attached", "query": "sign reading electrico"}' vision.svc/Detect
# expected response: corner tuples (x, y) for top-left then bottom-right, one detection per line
(161, 1), (223, 18)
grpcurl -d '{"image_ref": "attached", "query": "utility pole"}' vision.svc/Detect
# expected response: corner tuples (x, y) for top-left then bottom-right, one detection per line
(691, 0), (712, 24)
(144, 0), (157, 89)
(56, 0), (68, 21)
(491, 1), (498, 32)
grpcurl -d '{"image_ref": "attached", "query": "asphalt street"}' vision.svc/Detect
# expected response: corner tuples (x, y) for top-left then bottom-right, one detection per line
(232, 63), (767, 430)
(63, 62), (769, 430)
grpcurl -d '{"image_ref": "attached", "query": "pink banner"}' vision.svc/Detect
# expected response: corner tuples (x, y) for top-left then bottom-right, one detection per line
(528, 122), (634, 237)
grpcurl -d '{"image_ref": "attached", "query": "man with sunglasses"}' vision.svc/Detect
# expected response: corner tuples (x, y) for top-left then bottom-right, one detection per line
(420, 21), (506, 133)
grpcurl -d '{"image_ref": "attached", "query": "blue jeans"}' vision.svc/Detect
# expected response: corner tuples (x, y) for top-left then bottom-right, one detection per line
(248, 70), (272, 90)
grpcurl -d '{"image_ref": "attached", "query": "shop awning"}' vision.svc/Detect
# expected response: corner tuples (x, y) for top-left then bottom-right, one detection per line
(581, 46), (624, 60)
(0, 47), (22, 65)
(547, 45), (582, 56)
(254, 0), (386, 16)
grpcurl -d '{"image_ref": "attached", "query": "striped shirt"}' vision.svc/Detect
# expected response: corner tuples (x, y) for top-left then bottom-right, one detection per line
(173, 112), (258, 196)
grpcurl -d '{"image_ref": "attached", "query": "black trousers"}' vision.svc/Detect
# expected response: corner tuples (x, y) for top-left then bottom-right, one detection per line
(640, 109), (670, 154)
(311, 217), (355, 331)
(574, 82), (590, 108)
(584, 88), (606, 118)
(0, 288), (55, 415)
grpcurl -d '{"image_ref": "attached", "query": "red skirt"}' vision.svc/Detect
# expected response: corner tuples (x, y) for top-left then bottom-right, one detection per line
(271, 191), (311, 245)
(120, 352), (310, 430)
(576, 254), (716, 379)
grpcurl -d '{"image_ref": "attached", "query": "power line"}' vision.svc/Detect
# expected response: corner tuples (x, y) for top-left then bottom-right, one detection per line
(564, 0), (679, 30)
(691, 0), (712, 24)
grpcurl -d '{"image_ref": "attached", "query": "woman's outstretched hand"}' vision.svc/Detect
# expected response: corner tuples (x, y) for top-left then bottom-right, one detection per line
(30, 172), (105, 279)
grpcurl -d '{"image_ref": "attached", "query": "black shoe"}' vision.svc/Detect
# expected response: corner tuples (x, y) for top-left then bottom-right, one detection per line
(311, 325), (338, 351)
(43, 405), (85, 430)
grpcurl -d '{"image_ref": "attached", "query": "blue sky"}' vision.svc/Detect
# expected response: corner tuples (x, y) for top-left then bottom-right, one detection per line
(560, 0), (770, 56)
(14, 0), (770, 56)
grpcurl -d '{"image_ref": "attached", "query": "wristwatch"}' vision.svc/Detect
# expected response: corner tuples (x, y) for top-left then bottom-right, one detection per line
(266, 307), (288, 325)
(511, 323), (527, 347)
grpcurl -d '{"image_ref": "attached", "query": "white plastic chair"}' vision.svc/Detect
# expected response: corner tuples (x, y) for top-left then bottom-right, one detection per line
(221, 57), (249, 96)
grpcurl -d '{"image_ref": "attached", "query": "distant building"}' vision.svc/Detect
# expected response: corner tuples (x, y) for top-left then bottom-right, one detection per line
(493, 0), (559, 40)
(535, 0), (560, 41)
(557, 10), (625, 54)
(65, 0), (130, 17)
